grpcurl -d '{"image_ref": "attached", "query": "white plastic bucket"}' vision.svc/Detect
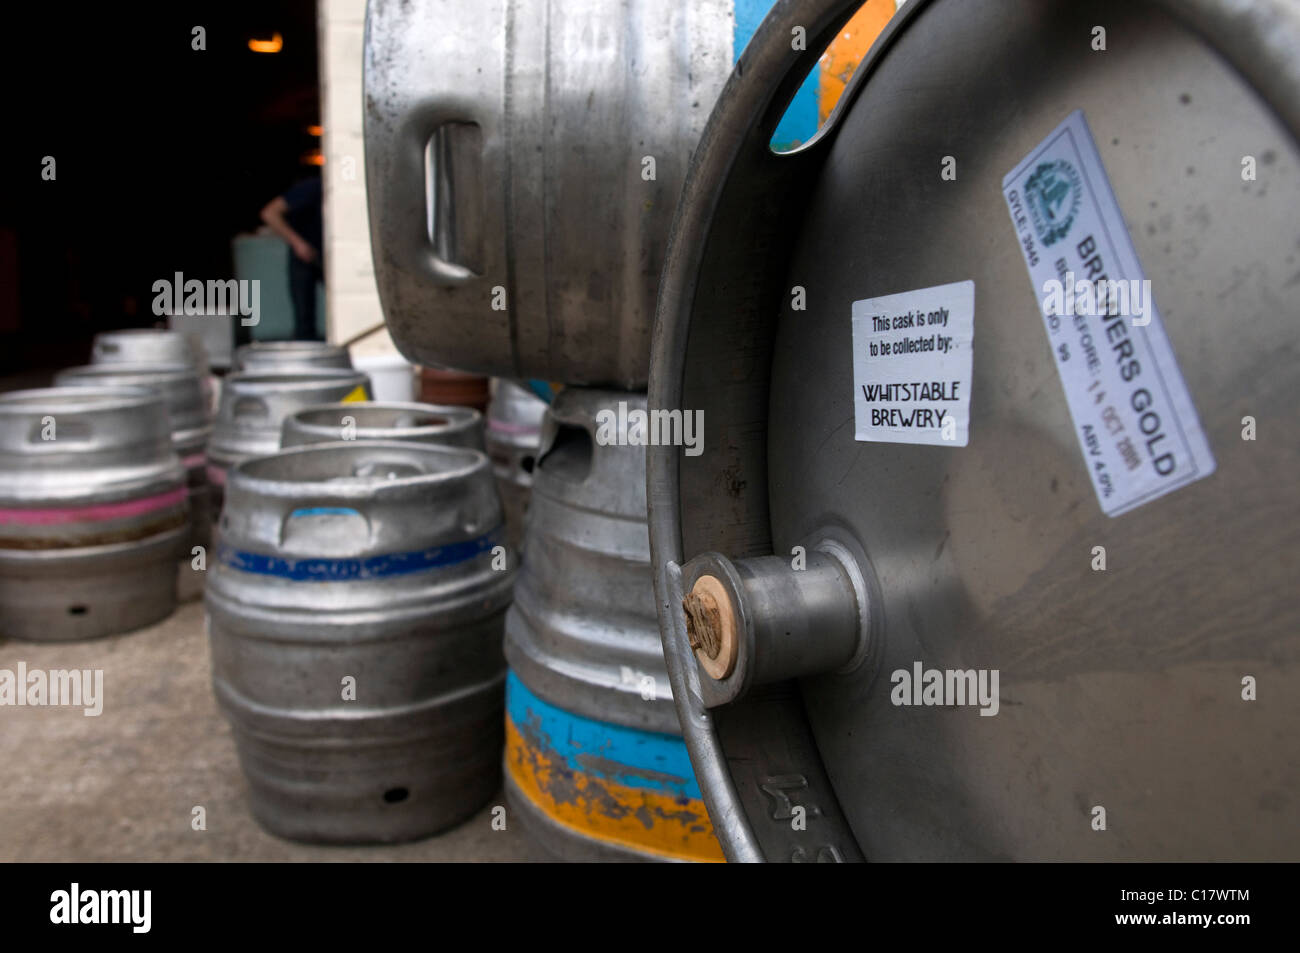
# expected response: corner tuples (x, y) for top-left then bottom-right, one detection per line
(352, 353), (415, 402)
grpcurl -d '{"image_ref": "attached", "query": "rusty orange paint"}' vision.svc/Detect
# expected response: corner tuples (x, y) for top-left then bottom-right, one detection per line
(505, 717), (725, 862)
(818, 0), (896, 125)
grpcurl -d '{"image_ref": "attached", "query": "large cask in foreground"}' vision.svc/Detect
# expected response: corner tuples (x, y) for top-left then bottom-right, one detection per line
(649, 0), (1300, 860)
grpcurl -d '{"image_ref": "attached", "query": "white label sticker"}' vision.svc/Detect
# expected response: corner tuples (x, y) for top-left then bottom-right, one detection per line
(851, 280), (975, 447)
(1002, 110), (1215, 517)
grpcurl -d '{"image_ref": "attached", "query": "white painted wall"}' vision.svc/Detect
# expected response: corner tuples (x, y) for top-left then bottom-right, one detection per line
(318, 0), (399, 357)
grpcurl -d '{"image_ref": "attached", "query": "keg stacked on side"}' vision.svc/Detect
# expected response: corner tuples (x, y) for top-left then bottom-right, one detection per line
(0, 388), (188, 641)
(502, 389), (721, 861)
(365, 0), (736, 388)
(206, 368), (371, 507)
(644, 0), (1300, 862)
(485, 381), (546, 551)
(56, 363), (214, 551)
(206, 441), (512, 843)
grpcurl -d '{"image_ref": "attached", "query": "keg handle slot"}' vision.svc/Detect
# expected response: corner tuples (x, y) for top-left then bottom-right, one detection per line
(420, 121), (485, 282)
(394, 412), (449, 429)
(759, 1), (878, 156)
(232, 397), (269, 421)
(351, 459), (425, 480)
(535, 421), (594, 484)
(281, 505), (373, 552)
(288, 506), (365, 518)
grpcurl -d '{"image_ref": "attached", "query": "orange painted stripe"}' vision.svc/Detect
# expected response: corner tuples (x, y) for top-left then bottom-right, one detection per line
(817, 0), (896, 125)
(505, 716), (725, 862)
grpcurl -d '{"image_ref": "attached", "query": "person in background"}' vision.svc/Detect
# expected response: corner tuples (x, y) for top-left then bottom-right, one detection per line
(260, 176), (324, 341)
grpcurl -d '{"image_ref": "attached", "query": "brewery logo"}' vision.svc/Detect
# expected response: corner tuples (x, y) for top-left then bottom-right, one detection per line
(1024, 158), (1081, 247)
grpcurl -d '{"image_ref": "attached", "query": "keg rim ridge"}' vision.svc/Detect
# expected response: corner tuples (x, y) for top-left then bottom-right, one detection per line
(0, 385), (166, 416)
(227, 440), (494, 500)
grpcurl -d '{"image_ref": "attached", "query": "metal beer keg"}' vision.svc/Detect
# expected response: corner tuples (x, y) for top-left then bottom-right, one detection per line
(504, 388), (721, 861)
(206, 369), (372, 500)
(0, 387), (187, 641)
(649, 0), (1300, 860)
(206, 441), (513, 843)
(234, 340), (353, 372)
(364, 0), (735, 387)
(55, 362), (214, 550)
(92, 327), (208, 373)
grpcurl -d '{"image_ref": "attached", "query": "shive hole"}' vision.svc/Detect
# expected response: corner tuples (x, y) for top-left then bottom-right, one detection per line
(383, 787), (409, 804)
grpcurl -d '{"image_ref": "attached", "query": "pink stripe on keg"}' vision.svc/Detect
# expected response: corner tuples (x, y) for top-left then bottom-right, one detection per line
(206, 464), (227, 487)
(488, 419), (540, 436)
(0, 486), (188, 527)
(182, 453), (207, 469)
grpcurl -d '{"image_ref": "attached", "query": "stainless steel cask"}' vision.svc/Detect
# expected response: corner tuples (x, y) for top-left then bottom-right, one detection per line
(55, 362), (214, 551)
(0, 388), (187, 641)
(206, 440), (513, 843)
(234, 340), (352, 372)
(649, 0), (1300, 861)
(206, 369), (371, 501)
(503, 389), (720, 861)
(364, 0), (734, 386)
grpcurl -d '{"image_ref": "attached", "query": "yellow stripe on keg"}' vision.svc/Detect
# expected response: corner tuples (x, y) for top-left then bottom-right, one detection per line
(817, 0), (896, 125)
(505, 671), (722, 860)
(505, 713), (724, 863)
(341, 385), (369, 403)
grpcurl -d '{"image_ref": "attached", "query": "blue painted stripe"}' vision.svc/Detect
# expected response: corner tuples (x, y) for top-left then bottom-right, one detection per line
(505, 670), (703, 800)
(732, 0), (774, 57)
(524, 380), (555, 403)
(289, 507), (363, 518)
(218, 528), (500, 581)
(733, 0), (820, 150)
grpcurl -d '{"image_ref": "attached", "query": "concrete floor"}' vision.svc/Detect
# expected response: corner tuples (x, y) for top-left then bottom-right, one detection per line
(0, 570), (551, 862)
